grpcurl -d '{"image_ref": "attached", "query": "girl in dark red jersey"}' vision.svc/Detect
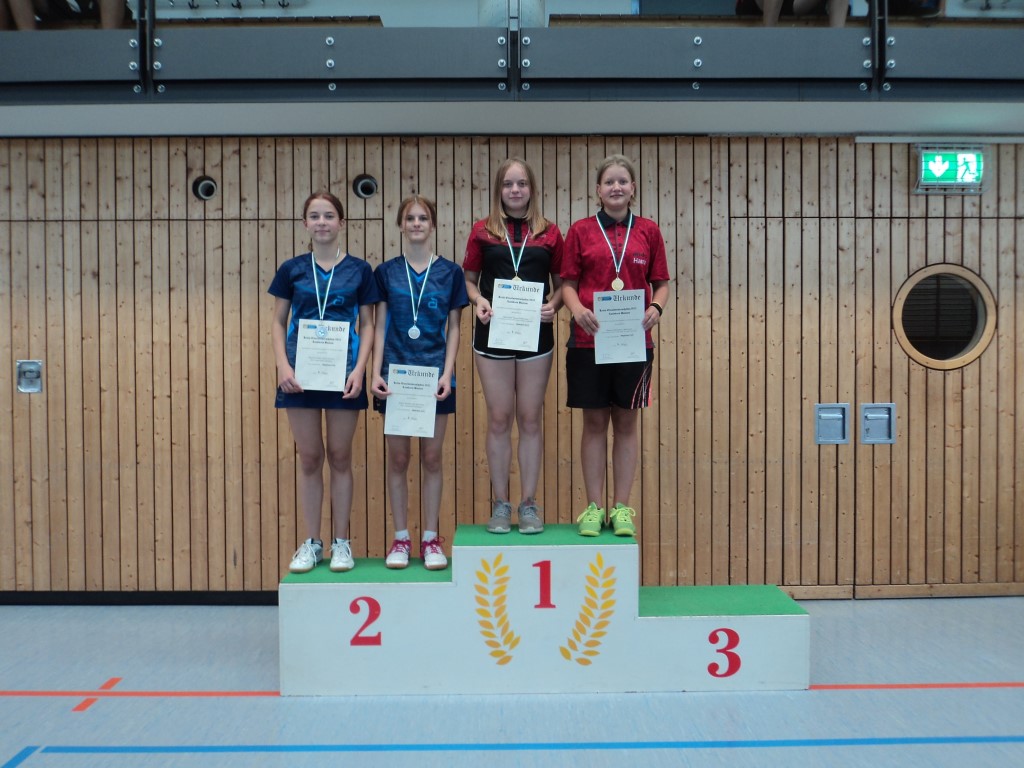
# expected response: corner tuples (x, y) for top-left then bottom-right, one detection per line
(561, 155), (670, 538)
(463, 158), (564, 534)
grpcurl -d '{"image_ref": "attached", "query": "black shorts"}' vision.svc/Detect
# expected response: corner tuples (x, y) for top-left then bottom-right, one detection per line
(373, 390), (457, 417)
(472, 318), (555, 361)
(565, 348), (655, 410)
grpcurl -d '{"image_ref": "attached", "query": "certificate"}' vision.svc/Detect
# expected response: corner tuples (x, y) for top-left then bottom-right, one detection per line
(593, 289), (646, 364)
(487, 279), (544, 352)
(294, 319), (350, 391)
(384, 364), (439, 438)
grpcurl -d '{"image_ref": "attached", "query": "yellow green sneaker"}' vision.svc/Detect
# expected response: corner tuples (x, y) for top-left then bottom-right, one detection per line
(576, 502), (605, 537)
(609, 503), (636, 537)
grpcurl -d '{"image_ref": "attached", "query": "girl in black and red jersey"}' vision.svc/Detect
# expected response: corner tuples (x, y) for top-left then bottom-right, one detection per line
(463, 158), (564, 535)
(561, 154), (670, 538)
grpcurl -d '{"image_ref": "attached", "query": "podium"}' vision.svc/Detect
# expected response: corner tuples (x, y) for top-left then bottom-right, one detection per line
(279, 525), (809, 696)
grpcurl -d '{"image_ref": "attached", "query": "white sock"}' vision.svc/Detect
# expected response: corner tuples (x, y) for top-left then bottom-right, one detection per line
(422, 530), (437, 543)
(395, 529), (410, 542)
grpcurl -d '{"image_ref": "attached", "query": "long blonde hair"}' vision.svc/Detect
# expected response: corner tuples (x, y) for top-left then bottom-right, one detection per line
(484, 158), (551, 240)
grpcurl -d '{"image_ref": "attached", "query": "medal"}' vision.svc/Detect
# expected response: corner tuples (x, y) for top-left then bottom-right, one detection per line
(511, 275), (522, 284)
(611, 277), (624, 291)
(408, 326), (421, 340)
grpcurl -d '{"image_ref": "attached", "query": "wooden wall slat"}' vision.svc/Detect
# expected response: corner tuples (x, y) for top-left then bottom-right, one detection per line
(655, 135), (679, 586)
(44, 222), (68, 591)
(782, 217), (803, 586)
(185, 219), (209, 590)
(836, 217), (856, 586)
(800, 218), (820, 585)
(2, 136), (1022, 596)
(149, 220), (173, 591)
(10, 220), (33, 589)
(115, 221), (139, 591)
(134, 202), (157, 592)
(762, 216), (785, 586)
(1016, 218), (1024, 584)
(728, 195), (748, 586)
(818, 218), (838, 586)
(167, 220), (191, 589)
(889, 219), (910, 585)
(97, 220), (120, 590)
(746, 215), (766, 585)
(0, 219), (14, 591)
(853, 218), (873, 586)
(239, 218), (262, 590)
(872, 220), (892, 585)
(995, 218), (1016, 583)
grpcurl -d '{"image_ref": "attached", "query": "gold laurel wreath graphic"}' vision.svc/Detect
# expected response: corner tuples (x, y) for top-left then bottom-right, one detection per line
(559, 552), (616, 666)
(474, 553), (520, 666)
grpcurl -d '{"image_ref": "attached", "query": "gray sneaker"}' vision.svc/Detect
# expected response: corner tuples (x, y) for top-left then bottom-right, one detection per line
(517, 498), (544, 534)
(487, 499), (513, 534)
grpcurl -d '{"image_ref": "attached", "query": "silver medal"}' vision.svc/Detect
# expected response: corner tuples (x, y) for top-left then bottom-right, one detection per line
(408, 326), (421, 340)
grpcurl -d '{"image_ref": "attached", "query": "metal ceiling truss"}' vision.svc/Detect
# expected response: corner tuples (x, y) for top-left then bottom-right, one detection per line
(0, 1), (1021, 105)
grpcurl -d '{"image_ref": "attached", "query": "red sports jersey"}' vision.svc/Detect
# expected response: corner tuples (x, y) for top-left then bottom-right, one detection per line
(561, 210), (669, 349)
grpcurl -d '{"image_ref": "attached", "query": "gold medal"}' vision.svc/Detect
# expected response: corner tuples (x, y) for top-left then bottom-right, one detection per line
(611, 277), (624, 291)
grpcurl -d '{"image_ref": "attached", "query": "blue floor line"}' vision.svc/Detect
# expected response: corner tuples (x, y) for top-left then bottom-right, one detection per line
(2, 747), (40, 768)
(35, 735), (1024, 755)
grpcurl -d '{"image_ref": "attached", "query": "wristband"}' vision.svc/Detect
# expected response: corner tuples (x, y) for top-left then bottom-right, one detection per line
(649, 301), (663, 316)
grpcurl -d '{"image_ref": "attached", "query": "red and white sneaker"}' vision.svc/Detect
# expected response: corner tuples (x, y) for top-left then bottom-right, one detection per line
(385, 538), (411, 569)
(421, 538), (448, 571)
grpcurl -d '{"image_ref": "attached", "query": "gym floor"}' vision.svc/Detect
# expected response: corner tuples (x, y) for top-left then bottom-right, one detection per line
(2, 596), (1023, 767)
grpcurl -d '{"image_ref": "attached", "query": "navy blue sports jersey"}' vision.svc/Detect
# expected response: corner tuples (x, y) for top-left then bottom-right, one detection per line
(373, 254), (469, 383)
(268, 252), (380, 377)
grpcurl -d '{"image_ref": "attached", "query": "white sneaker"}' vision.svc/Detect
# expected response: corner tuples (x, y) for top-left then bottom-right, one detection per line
(385, 538), (411, 569)
(330, 538), (354, 572)
(289, 539), (323, 573)
(421, 538), (447, 571)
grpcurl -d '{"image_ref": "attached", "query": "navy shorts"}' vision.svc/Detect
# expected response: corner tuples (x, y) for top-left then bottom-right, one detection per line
(565, 348), (655, 410)
(275, 382), (368, 410)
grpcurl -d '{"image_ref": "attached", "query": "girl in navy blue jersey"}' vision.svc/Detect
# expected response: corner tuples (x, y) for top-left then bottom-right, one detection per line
(269, 191), (379, 574)
(371, 195), (469, 570)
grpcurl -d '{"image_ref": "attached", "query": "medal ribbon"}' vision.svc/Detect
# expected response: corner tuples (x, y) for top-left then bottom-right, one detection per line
(504, 228), (530, 278)
(311, 248), (340, 320)
(597, 213), (632, 282)
(404, 254), (435, 331)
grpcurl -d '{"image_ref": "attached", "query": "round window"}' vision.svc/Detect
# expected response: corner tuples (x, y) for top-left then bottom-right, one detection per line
(892, 264), (996, 370)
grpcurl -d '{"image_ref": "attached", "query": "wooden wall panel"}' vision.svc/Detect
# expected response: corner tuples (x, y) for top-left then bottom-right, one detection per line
(1, 137), (1022, 598)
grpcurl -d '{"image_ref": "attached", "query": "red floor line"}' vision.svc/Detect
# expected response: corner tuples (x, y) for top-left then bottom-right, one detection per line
(2, 682), (1024, 698)
(72, 677), (122, 712)
(1, 690), (280, 698)
(811, 682), (1024, 691)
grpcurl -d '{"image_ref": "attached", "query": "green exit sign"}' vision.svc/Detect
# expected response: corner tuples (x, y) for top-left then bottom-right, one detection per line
(916, 146), (985, 194)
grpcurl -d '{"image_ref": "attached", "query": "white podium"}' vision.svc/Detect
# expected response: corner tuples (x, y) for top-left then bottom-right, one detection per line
(279, 525), (809, 696)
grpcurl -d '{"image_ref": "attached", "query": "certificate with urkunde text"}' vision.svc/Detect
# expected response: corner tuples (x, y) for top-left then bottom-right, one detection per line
(384, 364), (439, 438)
(487, 279), (544, 352)
(593, 290), (646, 364)
(294, 319), (350, 391)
